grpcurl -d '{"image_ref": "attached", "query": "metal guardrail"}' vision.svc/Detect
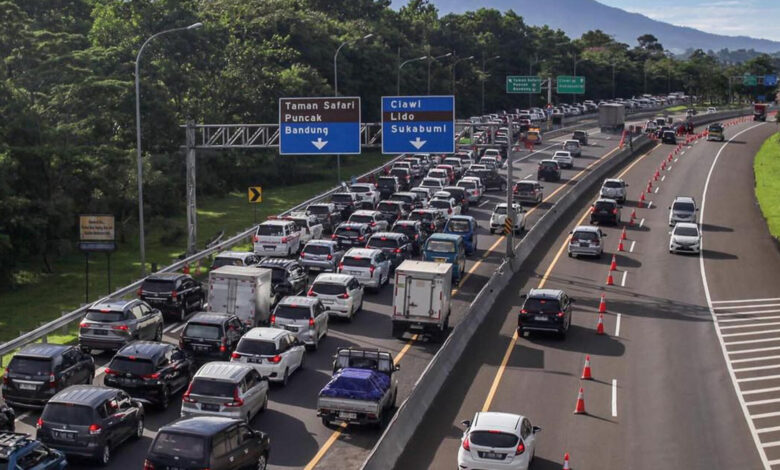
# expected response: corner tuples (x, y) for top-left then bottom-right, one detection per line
(0, 154), (406, 363)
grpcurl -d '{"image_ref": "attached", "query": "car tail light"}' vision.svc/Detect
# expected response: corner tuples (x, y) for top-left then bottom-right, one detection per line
(570, 237), (578, 243)
(299, 252), (305, 258)
(143, 372), (161, 380)
(590, 207), (596, 213)
(462, 436), (470, 451)
(137, 288), (143, 297)
(520, 309), (528, 315)
(327, 254), (333, 260)
(339, 292), (350, 299)
(612, 208), (618, 215)
(269, 355), (282, 363)
(253, 235), (259, 242)
(337, 262), (344, 271)
(370, 222), (376, 227)
(182, 382), (196, 403)
(171, 290), (177, 300)
(178, 338), (184, 348)
(225, 388), (244, 407)
(113, 324), (129, 331)
(281, 236), (288, 244)
(2, 375), (8, 386)
(394, 248), (402, 254)
(556, 312), (565, 318)
(89, 424), (103, 435)
(231, 351), (241, 359)
(331, 234), (337, 240)
(358, 236), (365, 242)
(516, 441), (525, 455)
(369, 265), (376, 276)
(270, 315), (276, 325)
(80, 322), (90, 328)
(309, 317), (315, 328)
(219, 337), (227, 353)
(143, 460), (155, 470)
(593, 240), (600, 246)
(36, 418), (43, 428)
(308, 288), (317, 297)
(105, 368), (119, 376)
(430, 224), (435, 231)
(448, 208), (452, 214)
(49, 373), (57, 389)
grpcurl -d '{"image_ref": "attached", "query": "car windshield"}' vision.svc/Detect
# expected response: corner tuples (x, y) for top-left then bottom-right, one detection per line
(565, 142), (579, 148)
(351, 186), (371, 193)
(152, 432), (206, 460)
(335, 227), (361, 238)
(393, 225), (417, 238)
(675, 226), (699, 237)
(289, 219), (307, 231)
(673, 202), (695, 212)
(142, 279), (175, 293)
(342, 256), (372, 268)
(603, 181), (623, 189)
(572, 231), (598, 241)
(274, 305), (312, 321)
(595, 201), (616, 211)
(524, 298), (561, 313)
(311, 283), (347, 296)
(540, 161), (557, 168)
(85, 309), (124, 322)
(493, 206), (507, 215)
(41, 403), (94, 425)
(515, 183), (534, 192)
(303, 244), (331, 255)
(458, 181), (476, 189)
(183, 323), (222, 340)
(421, 180), (440, 187)
(264, 267), (286, 283)
(189, 379), (236, 397)
(390, 169), (407, 177)
(307, 205), (330, 215)
(391, 195), (412, 203)
(426, 240), (455, 253)
(331, 194), (353, 203)
(109, 357), (156, 376)
(447, 220), (470, 233)
(469, 430), (519, 448)
(8, 356), (51, 375)
(368, 238), (400, 249)
(409, 212), (432, 222)
(377, 203), (398, 212)
(211, 257), (243, 269)
(236, 338), (278, 356)
(430, 200), (451, 209)
(574, 131), (586, 137)
(256, 225), (283, 236)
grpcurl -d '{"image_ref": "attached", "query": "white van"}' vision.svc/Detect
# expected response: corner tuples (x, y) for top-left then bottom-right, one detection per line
(253, 220), (301, 257)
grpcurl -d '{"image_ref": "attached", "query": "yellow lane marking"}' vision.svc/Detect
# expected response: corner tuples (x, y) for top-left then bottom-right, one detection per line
(481, 144), (659, 412)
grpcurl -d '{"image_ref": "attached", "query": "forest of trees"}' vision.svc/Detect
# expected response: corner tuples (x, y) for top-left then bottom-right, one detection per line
(0, 0), (777, 286)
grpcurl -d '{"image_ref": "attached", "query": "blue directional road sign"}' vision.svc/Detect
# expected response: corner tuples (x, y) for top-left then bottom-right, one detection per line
(764, 75), (778, 86)
(381, 96), (455, 154)
(279, 97), (361, 155)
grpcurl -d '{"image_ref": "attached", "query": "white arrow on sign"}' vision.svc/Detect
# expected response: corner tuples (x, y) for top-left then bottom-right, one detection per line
(311, 138), (328, 150)
(409, 137), (427, 150)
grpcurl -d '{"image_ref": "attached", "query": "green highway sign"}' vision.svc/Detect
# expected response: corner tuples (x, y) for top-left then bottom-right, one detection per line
(557, 75), (586, 94)
(506, 76), (542, 94)
(743, 74), (758, 86)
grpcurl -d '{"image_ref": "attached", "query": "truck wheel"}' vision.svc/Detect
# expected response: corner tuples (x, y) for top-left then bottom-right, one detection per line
(392, 324), (405, 340)
(321, 416), (332, 428)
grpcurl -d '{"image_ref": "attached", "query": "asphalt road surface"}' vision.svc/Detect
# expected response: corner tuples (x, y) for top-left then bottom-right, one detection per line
(396, 115), (778, 470)
(11, 113), (693, 470)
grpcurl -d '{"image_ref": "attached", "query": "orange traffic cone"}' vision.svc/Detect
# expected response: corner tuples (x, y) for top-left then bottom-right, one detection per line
(646, 181), (652, 193)
(563, 453), (572, 470)
(617, 240), (624, 252)
(573, 387), (587, 414)
(610, 254), (617, 271)
(654, 169), (660, 181)
(606, 271), (615, 285)
(630, 208), (637, 220)
(661, 161), (666, 170)
(598, 293), (607, 313)
(581, 355), (593, 380)
(620, 227), (627, 240)
(597, 313), (605, 335)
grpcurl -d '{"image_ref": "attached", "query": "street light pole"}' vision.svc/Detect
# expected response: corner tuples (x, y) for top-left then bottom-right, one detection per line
(397, 55), (428, 95)
(611, 60), (617, 98)
(333, 33), (372, 184)
(529, 53), (539, 108)
(135, 21), (202, 276)
(572, 54), (582, 104)
(428, 52), (452, 95)
(481, 55), (500, 114)
(451, 54), (475, 93)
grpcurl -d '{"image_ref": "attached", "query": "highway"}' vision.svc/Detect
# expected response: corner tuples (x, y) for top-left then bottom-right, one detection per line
(396, 115), (777, 469)
(11, 112), (694, 469)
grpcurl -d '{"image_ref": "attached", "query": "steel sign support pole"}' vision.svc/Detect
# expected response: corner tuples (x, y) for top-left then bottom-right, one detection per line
(186, 121), (198, 256)
(506, 117), (515, 258)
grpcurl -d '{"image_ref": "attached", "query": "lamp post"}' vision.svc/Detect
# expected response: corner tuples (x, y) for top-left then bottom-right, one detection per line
(529, 53), (540, 107)
(572, 54), (583, 104)
(333, 33), (373, 184)
(397, 55), (428, 95)
(481, 55), (500, 114)
(135, 21), (202, 276)
(610, 60), (618, 98)
(451, 54), (475, 93)
(428, 52), (452, 95)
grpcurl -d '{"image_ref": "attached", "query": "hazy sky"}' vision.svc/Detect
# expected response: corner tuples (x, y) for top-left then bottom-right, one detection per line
(597, 0), (780, 41)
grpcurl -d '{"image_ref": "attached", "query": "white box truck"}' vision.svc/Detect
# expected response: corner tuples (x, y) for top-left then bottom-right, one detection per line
(598, 103), (625, 133)
(392, 260), (452, 341)
(207, 265), (273, 327)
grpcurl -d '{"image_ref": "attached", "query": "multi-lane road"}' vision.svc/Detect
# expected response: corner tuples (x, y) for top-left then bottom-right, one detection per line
(13, 111), (761, 470)
(397, 115), (779, 469)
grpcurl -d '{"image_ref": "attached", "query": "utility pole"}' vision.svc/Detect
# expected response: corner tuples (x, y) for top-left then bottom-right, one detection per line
(481, 55), (500, 115)
(505, 115), (515, 258)
(611, 61), (617, 99)
(528, 53), (539, 108)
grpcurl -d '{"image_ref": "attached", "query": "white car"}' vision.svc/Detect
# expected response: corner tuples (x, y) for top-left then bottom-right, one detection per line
(427, 169), (450, 185)
(410, 187), (432, 205)
(338, 248), (391, 292)
(458, 411), (540, 470)
(253, 220), (301, 257)
(349, 183), (380, 206)
(428, 198), (460, 218)
(489, 203), (525, 234)
(669, 222), (701, 254)
(308, 273), (364, 321)
(669, 196), (698, 226)
(707, 107), (717, 114)
(419, 177), (445, 192)
(600, 178), (628, 204)
(562, 139), (582, 157)
(552, 151), (574, 169)
(457, 177), (483, 203)
(231, 327), (305, 385)
(348, 210), (389, 232)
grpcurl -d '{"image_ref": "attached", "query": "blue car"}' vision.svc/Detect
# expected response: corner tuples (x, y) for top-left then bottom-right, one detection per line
(422, 233), (467, 283)
(444, 215), (479, 255)
(0, 433), (67, 469)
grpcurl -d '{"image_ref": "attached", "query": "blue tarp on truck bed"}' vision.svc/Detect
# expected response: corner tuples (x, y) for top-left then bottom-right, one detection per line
(319, 368), (390, 401)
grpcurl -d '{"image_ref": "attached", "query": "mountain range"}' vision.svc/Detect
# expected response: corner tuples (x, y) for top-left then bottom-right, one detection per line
(416, 0), (780, 54)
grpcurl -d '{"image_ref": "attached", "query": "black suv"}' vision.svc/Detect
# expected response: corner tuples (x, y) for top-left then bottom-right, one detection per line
(145, 416), (270, 470)
(442, 186), (470, 214)
(661, 130), (677, 144)
(179, 312), (248, 363)
(389, 168), (412, 191)
(0, 397), (15, 431)
(376, 200), (407, 224)
(365, 232), (413, 269)
(37, 385), (144, 465)
(138, 273), (205, 322)
(256, 258), (308, 299)
(332, 222), (371, 250)
(517, 288), (573, 338)
(2, 344), (95, 409)
(330, 192), (359, 219)
(463, 168), (507, 191)
(306, 203), (341, 233)
(103, 342), (194, 409)
(537, 160), (561, 182)
(78, 300), (164, 353)
(391, 220), (427, 255)
(409, 209), (446, 234)
(377, 176), (400, 199)
(590, 198), (621, 225)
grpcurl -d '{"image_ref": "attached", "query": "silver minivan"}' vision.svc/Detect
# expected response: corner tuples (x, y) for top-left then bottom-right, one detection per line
(299, 240), (344, 273)
(338, 248), (392, 292)
(270, 296), (329, 350)
(181, 362), (269, 422)
(308, 273), (364, 321)
(567, 225), (606, 258)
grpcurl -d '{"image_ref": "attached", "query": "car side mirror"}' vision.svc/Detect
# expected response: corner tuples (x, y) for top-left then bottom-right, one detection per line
(243, 430), (255, 441)
(602, 233), (608, 237)
(533, 425), (542, 433)
(668, 206), (671, 210)
(461, 420), (471, 428)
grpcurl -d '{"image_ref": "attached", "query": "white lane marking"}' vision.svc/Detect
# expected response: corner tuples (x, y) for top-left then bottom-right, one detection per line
(523, 174), (532, 180)
(714, 298), (780, 304)
(697, 122), (772, 470)
(621, 271), (627, 287)
(612, 379), (618, 417)
(731, 346), (780, 356)
(720, 315), (780, 323)
(515, 144), (558, 163)
(647, 201), (653, 209)
(717, 303), (780, 311)
(733, 355), (780, 364)
(164, 322), (182, 333)
(615, 313), (622, 337)
(716, 309), (780, 317)
(674, 158), (679, 162)
(654, 187), (659, 194)
(724, 337), (780, 346)
(629, 241), (636, 253)
(750, 410), (780, 418)
(746, 387), (780, 396)
(735, 364), (780, 373)
(479, 199), (490, 207)
(661, 175), (666, 182)
(722, 321), (780, 330)
(681, 151), (686, 155)
(762, 441), (780, 448)
(667, 165), (673, 171)
(747, 398), (780, 406)
(723, 328), (780, 338)
(768, 458), (780, 466)
(171, 322), (187, 334)
(738, 375), (780, 384)
(639, 218), (645, 228)
(759, 425), (780, 433)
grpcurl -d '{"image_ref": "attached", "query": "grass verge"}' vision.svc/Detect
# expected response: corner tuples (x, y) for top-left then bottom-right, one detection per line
(755, 133), (780, 239)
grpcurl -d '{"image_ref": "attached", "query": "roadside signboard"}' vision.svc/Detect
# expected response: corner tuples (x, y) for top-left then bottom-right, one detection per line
(506, 76), (542, 94)
(248, 186), (262, 203)
(381, 96), (455, 154)
(78, 214), (116, 252)
(557, 75), (586, 94)
(764, 74), (778, 86)
(279, 97), (361, 155)
(743, 74), (758, 86)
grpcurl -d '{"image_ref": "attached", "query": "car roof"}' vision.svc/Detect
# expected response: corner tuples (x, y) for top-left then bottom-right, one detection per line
(305, 239), (337, 247)
(673, 196), (695, 203)
(344, 247), (383, 258)
(472, 411), (523, 433)
(572, 225), (601, 234)
(257, 258), (298, 269)
(369, 232), (405, 240)
(17, 343), (70, 359)
(188, 312), (233, 324)
(394, 220), (419, 227)
(116, 341), (169, 360)
(351, 210), (381, 217)
(595, 198), (618, 204)
(527, 288), (564, 299)
(50, 385), (116, 406)
(449, 215), (475, 223)
(337, 222), (369, 230)
(194, 361), (252, 380)
(427, 233), (461, 242)
(675, 222), (699, 230)
(145, 272), (185, 281)
(243, 327), (289, 341)
(603, 178), (624, 184)
(277, 296), (318, 307)
(214, 251), (255, 260)
(90, 299), (136, 312)
(260, 220), (292, 227)
(313, 273), (354, 285)
(160, 416), (239, 436)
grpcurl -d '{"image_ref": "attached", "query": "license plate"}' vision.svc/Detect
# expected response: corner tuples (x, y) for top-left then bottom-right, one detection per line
(17, 383), (37, 391)
(54, 431), (77, 441)
(249, 357), (262, 364)
(201, 403), (220, 412)
(285, 325), (299, 332)
(339, 411), (357, 420)
(434, 258), (446, 263)
(579, 242), (589, 247)
(534, 315), (549, 321)
(167, 467), (183, 470)
(321, 300), (334, 305)
(94, 329), (108, 335)
(193, 345), (210, 352)
(264, 245), (275, 250)
(481, 451), (504, 460)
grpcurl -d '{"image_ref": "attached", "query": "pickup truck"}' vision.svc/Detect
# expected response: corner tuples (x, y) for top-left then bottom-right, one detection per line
(317, 348), (398, 428)
(285, 212), (324, 245)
